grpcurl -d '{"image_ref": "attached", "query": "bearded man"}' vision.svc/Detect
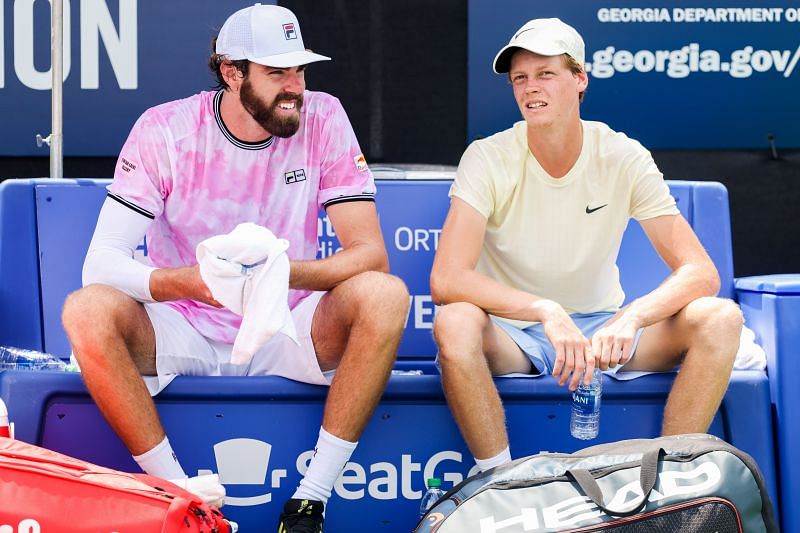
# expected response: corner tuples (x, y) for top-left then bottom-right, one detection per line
(62, 5), (408, 531)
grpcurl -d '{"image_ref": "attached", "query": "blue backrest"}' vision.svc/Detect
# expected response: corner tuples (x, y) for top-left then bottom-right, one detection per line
(0, 177), (734, 358)
(0, 180), (44, 350)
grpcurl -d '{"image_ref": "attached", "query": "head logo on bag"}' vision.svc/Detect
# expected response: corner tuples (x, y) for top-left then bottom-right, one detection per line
(476, 462), (723, 532)
(415, 435), (778, 533)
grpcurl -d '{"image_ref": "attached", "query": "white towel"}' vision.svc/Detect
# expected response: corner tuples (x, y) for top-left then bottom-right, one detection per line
(196, 223), (299, 366)
(734, 324), (767, 371)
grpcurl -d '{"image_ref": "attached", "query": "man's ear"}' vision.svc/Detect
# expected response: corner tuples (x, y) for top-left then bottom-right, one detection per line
(576, 69), (589, 93)
(220, 61), (244, 90)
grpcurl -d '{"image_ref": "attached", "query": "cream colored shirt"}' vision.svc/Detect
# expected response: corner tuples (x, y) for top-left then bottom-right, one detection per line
(450, 120), (679, 327)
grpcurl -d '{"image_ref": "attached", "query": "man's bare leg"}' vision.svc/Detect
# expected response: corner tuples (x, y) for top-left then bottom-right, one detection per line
(434, 302), (531, 462)
(64, 284), (234, 505)
(311, 271), (410, 440)
(62, 284), (163, 455)
(290, 271), (408, 506)
(622, 297), (743, 434)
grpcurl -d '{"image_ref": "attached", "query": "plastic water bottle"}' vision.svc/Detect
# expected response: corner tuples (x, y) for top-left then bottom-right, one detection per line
(570, 369), (602, 440)
(391, 369), (424, 376)
(420, 477), (445, 518)
(0, 346), (71, 371)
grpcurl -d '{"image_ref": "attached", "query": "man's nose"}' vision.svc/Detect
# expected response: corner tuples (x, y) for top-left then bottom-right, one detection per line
(524, 81), (541, 94)
(284, 70), (304, 93)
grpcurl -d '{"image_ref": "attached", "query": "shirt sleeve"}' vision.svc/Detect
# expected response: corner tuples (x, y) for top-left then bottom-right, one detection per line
(449, 141), (494, 219)
(106, 109), (173, 219)
(83, 197), (156, 302)
(628, 146), (680, 221)
(317, 98), (376, 210)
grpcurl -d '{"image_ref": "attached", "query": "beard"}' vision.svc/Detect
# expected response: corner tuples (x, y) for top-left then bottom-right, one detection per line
(239, 79), (304, 138)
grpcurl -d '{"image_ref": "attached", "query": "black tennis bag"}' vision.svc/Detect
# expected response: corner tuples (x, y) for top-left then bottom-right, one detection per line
(414, 434), (777, 532)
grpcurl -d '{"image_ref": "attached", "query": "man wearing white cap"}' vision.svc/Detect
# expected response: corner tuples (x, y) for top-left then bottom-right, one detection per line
(63, 4), (408, 531)
(431, 18), (741, 472)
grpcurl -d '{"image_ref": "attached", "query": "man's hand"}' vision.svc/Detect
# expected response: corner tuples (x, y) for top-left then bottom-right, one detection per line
(150, 265), (222, 308)
(537, 300), (594, 390)
(591, 310), (640, 371)
(185, 265), (223, 307)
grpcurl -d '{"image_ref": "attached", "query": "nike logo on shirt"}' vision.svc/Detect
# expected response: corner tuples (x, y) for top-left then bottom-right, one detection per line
(585, 204), (608, 214)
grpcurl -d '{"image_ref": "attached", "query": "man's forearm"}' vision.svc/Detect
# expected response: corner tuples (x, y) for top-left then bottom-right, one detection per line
(621, 262), (720, 328)
(290, 242), (389, 291)
(431, 267), (560, 323)
(149, 266), (198, 302)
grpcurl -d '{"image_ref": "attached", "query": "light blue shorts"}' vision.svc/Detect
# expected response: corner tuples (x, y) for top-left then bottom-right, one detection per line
(493, 311), (650, 381)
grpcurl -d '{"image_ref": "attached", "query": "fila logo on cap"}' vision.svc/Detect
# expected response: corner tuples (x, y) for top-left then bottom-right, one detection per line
(215, 5), (331, 68)
(283, 23), (297, 40)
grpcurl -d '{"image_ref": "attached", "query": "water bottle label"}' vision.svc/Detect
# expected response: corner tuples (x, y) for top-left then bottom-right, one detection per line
(572, 391), (600, 416)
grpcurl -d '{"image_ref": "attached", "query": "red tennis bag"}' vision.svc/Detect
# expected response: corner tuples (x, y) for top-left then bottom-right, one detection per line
(0, 437), (232, 532)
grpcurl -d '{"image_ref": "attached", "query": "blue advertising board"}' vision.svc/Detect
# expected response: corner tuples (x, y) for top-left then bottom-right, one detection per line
(5, 1), (798, 156)
(468, 0), (800, 149)
(0, 0), (268, 156)
(0, 367), (772, 531)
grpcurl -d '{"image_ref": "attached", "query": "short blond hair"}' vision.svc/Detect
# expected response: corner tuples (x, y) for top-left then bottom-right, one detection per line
(562, 54), (586, 103)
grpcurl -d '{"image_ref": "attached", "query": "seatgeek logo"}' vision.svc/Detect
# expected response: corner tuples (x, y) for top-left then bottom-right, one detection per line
(198, 438), (476, 506)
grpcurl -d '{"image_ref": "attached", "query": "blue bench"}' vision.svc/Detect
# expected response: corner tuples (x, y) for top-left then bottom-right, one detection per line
(0, 176), (787, 531)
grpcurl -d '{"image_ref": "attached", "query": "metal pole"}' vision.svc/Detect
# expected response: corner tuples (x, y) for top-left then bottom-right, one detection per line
(50, 0), (64, 179)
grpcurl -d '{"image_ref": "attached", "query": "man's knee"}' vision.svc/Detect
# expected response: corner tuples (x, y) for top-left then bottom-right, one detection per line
(62, 285), (137, 351)
(685, 297), (743, 337)
(433, 302), (488, 365)
(684, 297), (743, 367)
(344, 271), (409, 328)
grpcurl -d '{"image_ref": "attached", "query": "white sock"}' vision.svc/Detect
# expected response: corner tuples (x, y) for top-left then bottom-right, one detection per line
(475, 447), (511, 472)
(293, 427), (357, 505)
(133, 436), (187, 479)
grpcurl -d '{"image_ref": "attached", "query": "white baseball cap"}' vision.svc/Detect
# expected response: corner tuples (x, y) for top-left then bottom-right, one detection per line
(493, 18), (585, 74)
(216, 3), (330, 68)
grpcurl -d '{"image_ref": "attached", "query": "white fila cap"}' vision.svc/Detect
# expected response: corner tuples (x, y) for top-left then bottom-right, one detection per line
(216, 3), (331, 68)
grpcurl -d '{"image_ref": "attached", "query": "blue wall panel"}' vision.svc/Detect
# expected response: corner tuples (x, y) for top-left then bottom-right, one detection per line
(468, 0), (800, 148)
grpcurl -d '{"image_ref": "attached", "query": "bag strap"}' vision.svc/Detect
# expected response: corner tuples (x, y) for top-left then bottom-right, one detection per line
(160, 496), (192, 533)
(567, 447), (664, 517)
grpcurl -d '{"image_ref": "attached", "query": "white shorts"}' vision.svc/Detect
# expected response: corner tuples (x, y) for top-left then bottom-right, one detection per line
(142, 291), (333, 395)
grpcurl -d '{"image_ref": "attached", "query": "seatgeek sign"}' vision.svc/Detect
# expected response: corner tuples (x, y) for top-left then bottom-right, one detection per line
(197, 438), (477, 508)
(468, 0), (800, 149)
(0, 0), (262, 156)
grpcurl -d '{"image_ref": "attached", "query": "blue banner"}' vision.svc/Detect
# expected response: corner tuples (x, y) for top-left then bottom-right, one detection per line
(468, 0), (800, 149)
(5, 2), (798, 154)
(0, 0), (266, 156)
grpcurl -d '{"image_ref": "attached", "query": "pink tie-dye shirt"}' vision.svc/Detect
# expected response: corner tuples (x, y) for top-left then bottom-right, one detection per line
(107, 90), (375, 343)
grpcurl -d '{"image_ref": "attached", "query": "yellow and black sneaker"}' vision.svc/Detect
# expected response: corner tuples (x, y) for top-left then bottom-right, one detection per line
(277, 498), (324, 533)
